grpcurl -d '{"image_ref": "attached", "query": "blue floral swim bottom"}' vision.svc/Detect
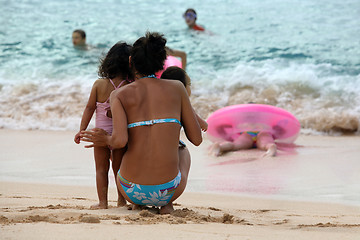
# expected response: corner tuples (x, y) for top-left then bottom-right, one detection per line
(117, 171), (181, 207)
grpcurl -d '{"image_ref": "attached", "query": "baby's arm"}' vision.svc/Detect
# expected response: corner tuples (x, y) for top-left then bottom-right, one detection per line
(74, 82), (98, 144)
(166, 48), (187, 70)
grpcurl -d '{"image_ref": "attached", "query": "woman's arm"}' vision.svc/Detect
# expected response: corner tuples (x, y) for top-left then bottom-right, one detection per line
(108, 90), (128, 148)
(74, 83), (97, 144)
(180, 84), (202, 146)
(80, 90), (128, 149)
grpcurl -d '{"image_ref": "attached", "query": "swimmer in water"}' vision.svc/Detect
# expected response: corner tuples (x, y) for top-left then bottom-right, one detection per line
(183, 8), (205, 31)
(72, 29), (89, 49)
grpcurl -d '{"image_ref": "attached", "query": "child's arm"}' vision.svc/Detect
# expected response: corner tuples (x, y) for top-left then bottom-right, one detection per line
(196, 113), (208, 132)
(180, 84), (202, 146)
(188, 103), (207, 132)
(74, 82), (98, 144)
(167, 48), (187, 70)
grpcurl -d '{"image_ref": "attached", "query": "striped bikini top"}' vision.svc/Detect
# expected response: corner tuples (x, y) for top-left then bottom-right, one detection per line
(127, 118), (182, 129)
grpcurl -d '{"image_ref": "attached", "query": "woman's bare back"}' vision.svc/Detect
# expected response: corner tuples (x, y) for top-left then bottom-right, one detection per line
(116, 78), (184, 184)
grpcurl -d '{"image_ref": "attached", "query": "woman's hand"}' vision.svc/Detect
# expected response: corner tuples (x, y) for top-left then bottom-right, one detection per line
(74, 131), (81, 144)
(80, 128), (110, 148)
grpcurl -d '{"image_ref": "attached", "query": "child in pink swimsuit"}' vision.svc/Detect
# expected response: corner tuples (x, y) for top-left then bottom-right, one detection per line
(74, 42), (132, 209)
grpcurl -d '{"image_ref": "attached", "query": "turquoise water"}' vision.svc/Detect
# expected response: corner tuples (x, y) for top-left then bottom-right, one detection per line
(0, 0), (359, 133)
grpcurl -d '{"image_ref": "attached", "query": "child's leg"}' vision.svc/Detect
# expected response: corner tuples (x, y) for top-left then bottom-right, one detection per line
(160, 147), (191, 214)
(111, 148), (127, 207)
(212, 133), (253, 156)
(256, 132), (277, 157)
(91, 147), (111, 209)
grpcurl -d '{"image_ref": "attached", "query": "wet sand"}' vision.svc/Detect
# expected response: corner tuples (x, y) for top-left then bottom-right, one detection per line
(0, 130), (360, 239)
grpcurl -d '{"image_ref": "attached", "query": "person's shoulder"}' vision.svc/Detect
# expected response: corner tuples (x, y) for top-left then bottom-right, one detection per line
(94, 78), (108, 86)
(193, 24), (205, 31)
(110, 86), (128, 102)
(91, 78), (106, 90)
(112, 82), (139, 106)
(160, 78), (184, 87)
(160, 78), (186, 93)
(113, 81), (136, 95)
(110, 87), (121, 98)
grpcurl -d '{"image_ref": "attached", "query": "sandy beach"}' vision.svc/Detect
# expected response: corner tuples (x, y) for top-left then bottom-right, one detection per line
(1, 182), (360, 240)
(2, 0), (359, 238)
(1, 130), (360, 239)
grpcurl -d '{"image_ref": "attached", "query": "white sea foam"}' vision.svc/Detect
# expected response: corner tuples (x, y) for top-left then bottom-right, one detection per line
(1, 60), (358, 135)
(190, 60), (360, 135)
(0, 76), (95, 131)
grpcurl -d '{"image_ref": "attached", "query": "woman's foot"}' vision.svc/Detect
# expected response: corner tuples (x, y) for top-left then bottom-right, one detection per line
(160, 202), (174, 214)
(117, 196), (127, 207)
(90, 202), (108, 209)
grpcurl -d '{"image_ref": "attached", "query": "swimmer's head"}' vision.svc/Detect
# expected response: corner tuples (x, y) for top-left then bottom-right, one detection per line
(183, 8), (197, 28)
(98, 42), (132, 79)
(131, 32), (167, 76)
(72, 29), (86, 46)
(161, 66), (192, 96)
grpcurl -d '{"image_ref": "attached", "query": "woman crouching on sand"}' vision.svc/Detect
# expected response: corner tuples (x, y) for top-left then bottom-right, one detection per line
(81, 32), (202, 214)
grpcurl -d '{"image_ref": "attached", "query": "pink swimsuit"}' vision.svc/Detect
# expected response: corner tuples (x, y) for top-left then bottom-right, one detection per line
(95, 79), (127, 135)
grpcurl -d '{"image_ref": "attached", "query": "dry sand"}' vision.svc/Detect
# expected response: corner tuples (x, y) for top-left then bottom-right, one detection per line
(1, 130), (360, 239)
(1, 181), (360, 240)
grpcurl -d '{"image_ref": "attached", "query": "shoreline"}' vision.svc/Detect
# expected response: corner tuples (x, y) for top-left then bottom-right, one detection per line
(1, 129), (360, 206)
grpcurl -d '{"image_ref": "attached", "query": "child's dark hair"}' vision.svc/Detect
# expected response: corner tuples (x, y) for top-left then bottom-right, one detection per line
(98, 42), (131, 79)
(184, 8), (197, 20)
(161, 66), (187, 87)
(185, 8), (197, 15)
(73, 29), (86, 39)
(131, 32), (167, 75)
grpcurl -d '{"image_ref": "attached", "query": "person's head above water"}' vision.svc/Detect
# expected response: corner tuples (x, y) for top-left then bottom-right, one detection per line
(98, 42), (132, 79)
(131, 32), (167, 76)
(161, 66), (192, 96)
(183, 8), (204, 31)
(184, 9), (197, 27)
(72, 29), (86, 46)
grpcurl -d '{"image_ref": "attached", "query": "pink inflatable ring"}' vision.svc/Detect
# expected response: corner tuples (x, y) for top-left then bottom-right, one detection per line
(207, 104), (301, 143)
(156, 56), (182, 78)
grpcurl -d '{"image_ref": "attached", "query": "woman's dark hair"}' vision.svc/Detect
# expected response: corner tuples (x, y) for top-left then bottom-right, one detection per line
(161, 66), (187, 87)
(73, 29), (86, 39)
(98, 42), (131, 79)
(131, 32), (167, 75)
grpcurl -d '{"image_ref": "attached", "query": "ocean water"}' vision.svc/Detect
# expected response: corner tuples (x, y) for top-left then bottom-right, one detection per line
(0, 0), (359, 134)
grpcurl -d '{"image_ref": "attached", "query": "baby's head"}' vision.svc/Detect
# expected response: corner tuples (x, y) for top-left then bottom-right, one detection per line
(161, 66), (192, 96)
